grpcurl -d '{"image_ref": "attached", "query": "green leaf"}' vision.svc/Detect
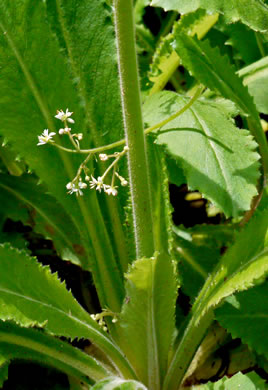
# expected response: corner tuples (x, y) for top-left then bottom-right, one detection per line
(0, 244), (135, 379)
(0, 173), (84, 266)
(192, 371), (267, 389)
(195, 208), (268, 316)
(0, 0), (125, 311)
(91, 377), (147, 390)
(216, 281), (268, 359)
(171, 32), (268, 172)
(238, 56), (268, 114)
(0, 353), (9, 388)
(0, 321), (111, 384)
(115, 253), (177, 388)
(143, 91), (260, 217)
(151, 0), (268, 32)
(45, 0), (124, 146)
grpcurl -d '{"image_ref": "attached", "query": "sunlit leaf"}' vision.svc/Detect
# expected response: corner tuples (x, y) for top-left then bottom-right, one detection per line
(143, 91), (260, 217)
(151, 0), (268, 32)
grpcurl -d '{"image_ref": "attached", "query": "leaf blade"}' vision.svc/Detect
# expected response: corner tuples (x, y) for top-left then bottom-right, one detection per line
(0, 244), (135, 378)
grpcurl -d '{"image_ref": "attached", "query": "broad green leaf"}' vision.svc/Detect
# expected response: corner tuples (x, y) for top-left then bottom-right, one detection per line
(91, 377), (147, 390)
(0, 173), (83, 266)
(238, 56), (268, 114)
(0, 0), (125, 311)
(0, 353), (9, 388)
(193, 371), (267, 389)
(0, 321), (110, 384)
(216, 282), (268, 359)
(0, 244), (135, 378)
(151, 0), (268, 32)
(171, 32), (268, 171)
(115, 253), (177, 388)
(143, 91), (260, 217)
(194, 208), (268, 316)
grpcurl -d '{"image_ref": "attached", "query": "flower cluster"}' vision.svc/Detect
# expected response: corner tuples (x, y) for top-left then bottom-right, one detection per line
(90, 311), (118, 332)
(89, 146), (129, 197)
(36, 109), (129, 198)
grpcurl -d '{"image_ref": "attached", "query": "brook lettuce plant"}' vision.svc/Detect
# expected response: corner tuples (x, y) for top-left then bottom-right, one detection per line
(0, 0), (267, 389)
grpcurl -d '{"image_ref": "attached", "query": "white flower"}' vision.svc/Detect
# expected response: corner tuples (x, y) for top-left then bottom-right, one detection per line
(78, 180), (87, 190)
(105, 185), (118, 196)
(55, 109), (75, 124)
(66, 181), (85, 196)
(99, 153), (108, 161)
(121, 179), (128, 187)
(37, 129), (56, 145)
(77, 133), (83, 141)
(59, 127), (71, 135)
(89, 176), (105, 192)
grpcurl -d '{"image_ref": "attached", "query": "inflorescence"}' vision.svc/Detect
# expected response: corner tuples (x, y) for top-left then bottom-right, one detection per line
(37, 109), (128, 197)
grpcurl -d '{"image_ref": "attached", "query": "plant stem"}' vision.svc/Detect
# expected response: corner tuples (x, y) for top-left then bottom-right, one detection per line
(114, 0), (155, 259)
(51, 87), (203, 155)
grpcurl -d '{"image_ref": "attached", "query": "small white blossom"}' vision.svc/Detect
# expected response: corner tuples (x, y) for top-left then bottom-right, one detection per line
(105, 186), (118, 196)
(78, 180), (87, 190)
(37, 129), (56, 145)
(59, 127), (71, 135)
(90, 176), (105, 192)
(77, 133), (83, 141)
(90, 314), (97, 321)
(85, 175), (90, 181)
(121, 179), (128, 187)
(112, 318), (118, 323)
(55, 109), (75, 124)
(99, 153), (108, 161)
(66, 181), (85, 196)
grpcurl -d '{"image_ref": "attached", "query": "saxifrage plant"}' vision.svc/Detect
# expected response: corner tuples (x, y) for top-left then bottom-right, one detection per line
(0, 0), (268, 389)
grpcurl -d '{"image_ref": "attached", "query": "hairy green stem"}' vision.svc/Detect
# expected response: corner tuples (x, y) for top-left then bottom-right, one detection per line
(114, 0), (154, 259)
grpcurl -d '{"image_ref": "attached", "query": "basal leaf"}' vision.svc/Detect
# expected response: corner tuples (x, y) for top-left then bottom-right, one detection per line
(216, 282), (268, 359)
(0, 244), (135, 378)
(193, 371), (267, 389)
(91, 377), (147, 390)
(238, 56), (268, 114)
(194, 208), (268, 316)
(115, 253), (177, 388)
(143, 91), (260, 217)
(0, 173), (83, 266)
(151, 0), (268, 32)
(0, 321), (111, 384)
(45, 0), (124, 146)
(0, 0), (125, 311)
